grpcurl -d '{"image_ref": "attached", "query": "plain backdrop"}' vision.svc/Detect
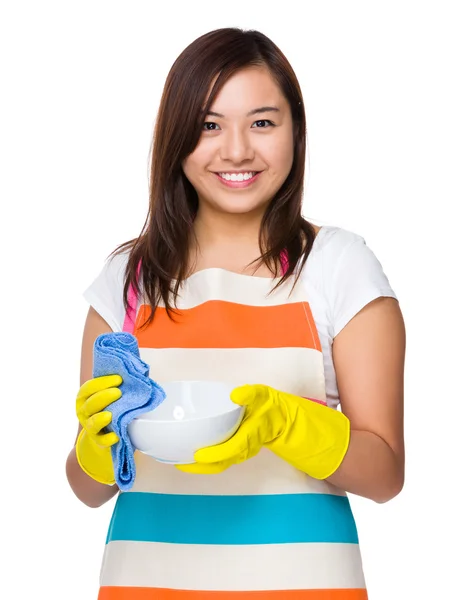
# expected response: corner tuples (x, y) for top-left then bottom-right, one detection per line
(1, 1), (465, 598)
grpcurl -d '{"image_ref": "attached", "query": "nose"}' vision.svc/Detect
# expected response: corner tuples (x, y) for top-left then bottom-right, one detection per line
(219, 127), (254, 164)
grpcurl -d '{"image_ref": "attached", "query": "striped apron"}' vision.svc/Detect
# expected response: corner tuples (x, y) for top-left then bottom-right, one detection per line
(98, 267), (367, 599)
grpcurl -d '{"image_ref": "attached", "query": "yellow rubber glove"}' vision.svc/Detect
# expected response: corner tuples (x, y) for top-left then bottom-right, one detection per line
(75, 375), (122, 485)
(176, 384), (350, 479)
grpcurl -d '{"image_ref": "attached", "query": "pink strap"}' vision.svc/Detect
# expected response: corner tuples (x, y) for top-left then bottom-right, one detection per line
(122, 260), (141, 334)
(122, 252), (289, 334)
(279, 250), (289, 276)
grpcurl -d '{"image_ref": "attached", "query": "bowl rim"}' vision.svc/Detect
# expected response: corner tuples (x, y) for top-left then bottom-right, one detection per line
(136, 380), (243, 424)
(159, 379), (237, 388)
(133, 404), (245, 425)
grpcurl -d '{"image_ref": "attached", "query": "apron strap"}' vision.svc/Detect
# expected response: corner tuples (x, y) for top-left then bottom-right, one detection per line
(122, 260), (141, 334)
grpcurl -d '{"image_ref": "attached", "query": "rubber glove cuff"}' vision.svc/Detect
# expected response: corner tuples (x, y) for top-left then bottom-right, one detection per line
(75, 429), (116, 486)
(267, 390), (350, 480)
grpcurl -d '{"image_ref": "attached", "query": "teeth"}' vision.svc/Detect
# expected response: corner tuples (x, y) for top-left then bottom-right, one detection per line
(219, 172), (256, 182)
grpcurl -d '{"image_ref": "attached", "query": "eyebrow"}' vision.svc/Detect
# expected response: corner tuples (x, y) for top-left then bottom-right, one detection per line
(205, 106), (280, 118)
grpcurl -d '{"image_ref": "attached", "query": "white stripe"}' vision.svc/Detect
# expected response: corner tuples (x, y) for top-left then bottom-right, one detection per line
(139, 347), (327, 403)
(100, 540), (366, 590)
(130, 447), (345, 496)
(155, 268), (310, 309)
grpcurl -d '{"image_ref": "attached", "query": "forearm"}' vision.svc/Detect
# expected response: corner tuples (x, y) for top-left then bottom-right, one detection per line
(66, 447), (118, 508)
(326, 429), (404, 503)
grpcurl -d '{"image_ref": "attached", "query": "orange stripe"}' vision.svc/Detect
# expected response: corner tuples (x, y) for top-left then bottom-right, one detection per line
(135, 301), (322, 351)
(99, 587), (367, 600)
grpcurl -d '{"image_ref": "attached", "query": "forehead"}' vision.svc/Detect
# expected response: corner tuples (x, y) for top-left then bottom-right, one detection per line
(208, 66), (287, 115)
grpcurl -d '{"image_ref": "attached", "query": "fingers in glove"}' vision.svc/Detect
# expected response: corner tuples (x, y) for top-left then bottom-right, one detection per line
(78, 375), (123, 403)
(94, 430), (119, 448)
(86, 410), (113, 436)
(194, 418), (258, 464)
(230, 384), (257, 406)
(78, 387), (122, 423)
(230, 383), (272, 407)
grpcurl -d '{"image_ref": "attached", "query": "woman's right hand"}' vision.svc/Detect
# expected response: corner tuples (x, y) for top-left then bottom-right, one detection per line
(75, 374), (123, 485)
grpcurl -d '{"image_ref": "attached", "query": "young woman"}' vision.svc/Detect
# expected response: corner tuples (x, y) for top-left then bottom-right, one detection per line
(66, 27), (405, 600)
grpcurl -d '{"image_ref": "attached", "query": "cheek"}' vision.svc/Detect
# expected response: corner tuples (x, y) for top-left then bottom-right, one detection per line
(267, 136), (294, 174)
(183, 147), (211, 181)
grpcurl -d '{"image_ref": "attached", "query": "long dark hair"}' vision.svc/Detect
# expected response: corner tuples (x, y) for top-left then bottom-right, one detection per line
(113, 28), (316, 324)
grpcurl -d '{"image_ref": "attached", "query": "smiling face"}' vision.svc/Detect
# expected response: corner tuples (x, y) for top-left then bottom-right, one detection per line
(182, 65), (295, 219)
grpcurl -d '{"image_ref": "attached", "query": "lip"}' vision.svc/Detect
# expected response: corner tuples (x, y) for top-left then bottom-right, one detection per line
(213, 172), (262, 189)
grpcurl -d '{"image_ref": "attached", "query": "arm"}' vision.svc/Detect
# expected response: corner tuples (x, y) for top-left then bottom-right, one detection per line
(326, 296), (406, 503)
(65, 307), (120, 508)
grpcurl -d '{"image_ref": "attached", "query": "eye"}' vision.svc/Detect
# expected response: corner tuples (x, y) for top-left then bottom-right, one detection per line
(252, 119), (275, 128)
(203, 122), (220, 131)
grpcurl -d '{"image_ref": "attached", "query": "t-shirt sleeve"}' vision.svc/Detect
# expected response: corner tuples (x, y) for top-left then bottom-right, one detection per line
(82, 252), (129, 332)
(329, 234), (398, 338)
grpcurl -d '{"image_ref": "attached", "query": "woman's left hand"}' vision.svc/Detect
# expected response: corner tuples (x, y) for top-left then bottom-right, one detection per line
(175, 384), (350, 478)
(175, 384), (286, 474)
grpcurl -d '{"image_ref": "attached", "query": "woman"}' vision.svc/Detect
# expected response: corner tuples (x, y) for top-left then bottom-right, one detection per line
(66, 27), (405, 599)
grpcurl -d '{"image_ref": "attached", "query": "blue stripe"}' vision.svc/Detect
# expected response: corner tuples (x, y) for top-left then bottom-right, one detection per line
(106, 492), (359, 545)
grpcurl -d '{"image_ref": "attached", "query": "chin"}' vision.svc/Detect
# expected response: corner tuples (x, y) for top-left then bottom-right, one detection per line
(219, 205), (267, 217)
(210, 196), (271, 217)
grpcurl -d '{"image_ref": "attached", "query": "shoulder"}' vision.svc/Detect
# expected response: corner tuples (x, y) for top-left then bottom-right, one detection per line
(83, 249), (131, 332)
(105, 249), (131, 277)
(309, 224), (367, 258)
(102, 249), (132, 289)
(301, 224), (369, 283)
(301, 223), (397, 337)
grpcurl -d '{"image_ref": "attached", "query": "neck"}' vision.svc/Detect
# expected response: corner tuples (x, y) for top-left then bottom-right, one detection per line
(192, 207), (264, 250)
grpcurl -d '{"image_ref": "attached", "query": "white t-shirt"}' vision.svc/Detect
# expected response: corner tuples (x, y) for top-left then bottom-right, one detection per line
(83, 225), (397, 409)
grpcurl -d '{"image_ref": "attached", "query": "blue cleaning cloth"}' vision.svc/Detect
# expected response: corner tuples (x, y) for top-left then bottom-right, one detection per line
(93, 332), (166, 491)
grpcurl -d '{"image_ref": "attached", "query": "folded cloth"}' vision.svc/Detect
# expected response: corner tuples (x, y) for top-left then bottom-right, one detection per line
(93, 332), (166, 490)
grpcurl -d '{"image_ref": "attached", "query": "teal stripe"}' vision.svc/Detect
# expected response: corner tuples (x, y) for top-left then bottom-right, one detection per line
(106, 492), (359, 545)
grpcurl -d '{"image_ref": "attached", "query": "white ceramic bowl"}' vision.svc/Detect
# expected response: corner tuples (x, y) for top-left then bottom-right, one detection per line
(128, 380), (245, 464)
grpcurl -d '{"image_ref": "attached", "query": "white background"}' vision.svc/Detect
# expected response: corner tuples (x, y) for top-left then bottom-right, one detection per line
(1, 1), (465, 598)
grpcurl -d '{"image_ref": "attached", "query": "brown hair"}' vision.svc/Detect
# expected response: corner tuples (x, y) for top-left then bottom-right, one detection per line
(113, 27), (316, 324)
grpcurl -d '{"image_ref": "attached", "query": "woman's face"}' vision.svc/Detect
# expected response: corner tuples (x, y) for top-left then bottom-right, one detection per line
(182, 66), (294, 219)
